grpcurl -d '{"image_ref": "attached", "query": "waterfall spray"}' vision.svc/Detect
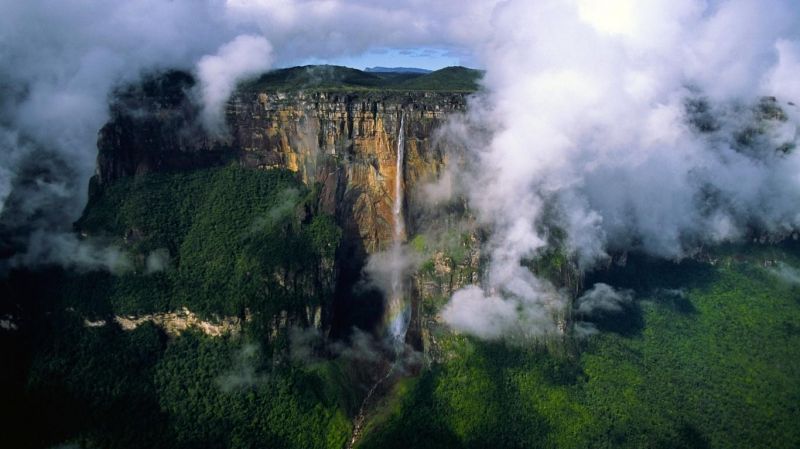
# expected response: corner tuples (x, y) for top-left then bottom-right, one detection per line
(387, 112), (409, 348)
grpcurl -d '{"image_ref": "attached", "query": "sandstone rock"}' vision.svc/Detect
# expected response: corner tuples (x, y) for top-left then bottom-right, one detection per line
(113, 307), (241, 337)
(96, 88), (469, 255)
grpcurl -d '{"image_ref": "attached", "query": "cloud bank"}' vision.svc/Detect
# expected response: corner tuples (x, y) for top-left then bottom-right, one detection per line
(441, 0), (800, 340)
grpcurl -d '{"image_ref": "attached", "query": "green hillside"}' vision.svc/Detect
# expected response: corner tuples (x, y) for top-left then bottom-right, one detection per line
(357, 246), (800, 448)
(394, 66), (483, 91)
(244, 65), (483, 92)
(75, 165), (341, 319)
(1, 166), (353, 449)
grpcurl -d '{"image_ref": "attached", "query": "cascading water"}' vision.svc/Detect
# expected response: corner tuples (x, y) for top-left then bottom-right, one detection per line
(393, 114), (406, 243)
(347, 112), (410, 449)
(386, 112), (409, 349)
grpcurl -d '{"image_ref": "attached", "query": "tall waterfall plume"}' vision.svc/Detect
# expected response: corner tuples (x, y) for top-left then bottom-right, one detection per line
(387, 112), (409, 347)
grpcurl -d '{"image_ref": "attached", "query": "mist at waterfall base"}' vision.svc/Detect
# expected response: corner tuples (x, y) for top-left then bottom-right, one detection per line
(440, 0), (800, 341)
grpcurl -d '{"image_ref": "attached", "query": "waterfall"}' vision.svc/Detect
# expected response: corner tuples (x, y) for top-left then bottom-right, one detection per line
(348, 113), (409, 448)
(387, 112), (409, 347)
(393, 114), (406, 242)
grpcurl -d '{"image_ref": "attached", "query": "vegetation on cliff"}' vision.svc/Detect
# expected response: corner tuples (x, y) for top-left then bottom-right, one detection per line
(1, 310), (352, 449)
(77, 165), (341, 322)
(245, 65), (482, 92)
(1, 164), (353, 449)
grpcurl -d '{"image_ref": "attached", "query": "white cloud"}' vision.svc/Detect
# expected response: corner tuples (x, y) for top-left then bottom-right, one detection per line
(764, 39), (800, 105)
(9, 231), (131, 273)
(441, 282), (565, 341)
(442, 0), (800, 339)
(196, 35), (274, 132)
(576, 283), (633, 315)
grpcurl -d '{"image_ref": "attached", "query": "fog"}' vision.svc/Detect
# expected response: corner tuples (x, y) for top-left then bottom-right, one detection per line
(441, 0), (800, 339)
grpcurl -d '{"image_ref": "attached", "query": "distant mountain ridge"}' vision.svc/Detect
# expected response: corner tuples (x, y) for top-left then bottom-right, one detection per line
(364, 66), (432, 74)
(243, 64), (483, 92)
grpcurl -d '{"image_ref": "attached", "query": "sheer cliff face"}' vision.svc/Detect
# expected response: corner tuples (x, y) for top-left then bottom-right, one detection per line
(97, 84), (469, 255)
(229, 90), (468, 253)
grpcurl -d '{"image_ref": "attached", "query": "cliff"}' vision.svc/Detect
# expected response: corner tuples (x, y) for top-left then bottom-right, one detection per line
(91, 69), (479, 344)
(227, 89), (468, 254)
(96, 73), (469, 255)
(408, 231), (482, 362)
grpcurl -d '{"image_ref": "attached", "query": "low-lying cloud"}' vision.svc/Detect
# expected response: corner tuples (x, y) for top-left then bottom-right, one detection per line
(441, 0), (800, 340)
(196, 35), (274, 132)
(770, 262), (800, 286)
(145, 248), (171, 274)
(217, 343), (268, 392)
(442, 284), (565, 341)
(8, 231), (131, 274)
(575, 283), (633, 315)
